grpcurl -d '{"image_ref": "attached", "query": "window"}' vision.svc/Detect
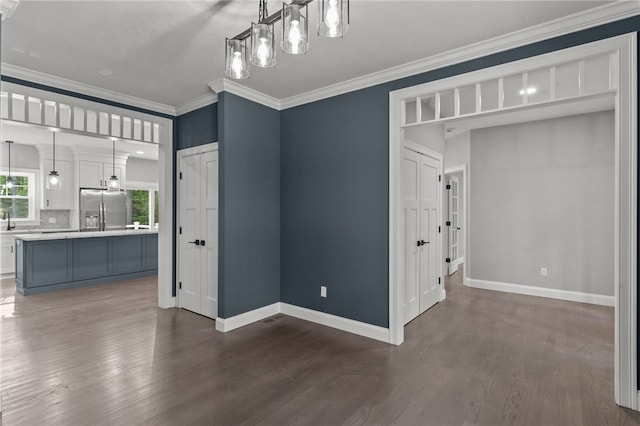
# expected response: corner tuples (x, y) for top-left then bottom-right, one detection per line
(126, 187), (158, 228)
(0, 172), (36, 221)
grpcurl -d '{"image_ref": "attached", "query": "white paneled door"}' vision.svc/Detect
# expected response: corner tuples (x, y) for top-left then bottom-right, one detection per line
(402, 147), (440, 325)
(448, 177), (459, 275)
(178, 146), (218, 319)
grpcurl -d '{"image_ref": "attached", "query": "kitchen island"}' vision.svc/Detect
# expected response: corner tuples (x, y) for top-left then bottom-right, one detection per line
(15, 230), (158, 295)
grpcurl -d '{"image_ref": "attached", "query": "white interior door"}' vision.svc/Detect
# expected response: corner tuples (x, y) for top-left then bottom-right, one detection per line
(402, 148), (421, 324)
(448, 177), (459, 275)
(402, 147), (441, 325)
(178, 147), (218, 319)
(179, 153), (202, 314)
(419, 155), (440, 314)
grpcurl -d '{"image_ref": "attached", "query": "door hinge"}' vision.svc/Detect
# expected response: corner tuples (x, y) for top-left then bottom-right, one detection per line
(179, 282), (182, 290)
(438, 175), (441, 182)
(179, 172), (183, 179)
(438, 277), (441, 285)
(438, 226), (441, 233)
(179, 226), (182, 234)
(446, 258), (451, 263)
(446, 221), (451, 226)
(446, 184), (451, 190)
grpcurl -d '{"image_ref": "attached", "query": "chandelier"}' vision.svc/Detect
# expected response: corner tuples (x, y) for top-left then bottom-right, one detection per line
(225, 0), (349, 80)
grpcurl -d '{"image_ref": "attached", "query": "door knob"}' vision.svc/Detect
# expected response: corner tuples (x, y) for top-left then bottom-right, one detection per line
(188, 239), (201, 246)
(417, 240), (429, 246)
(456, 227), (461, 230)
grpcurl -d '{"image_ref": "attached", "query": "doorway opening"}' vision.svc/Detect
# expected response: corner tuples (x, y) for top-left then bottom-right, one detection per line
(389, 34), (637, 408)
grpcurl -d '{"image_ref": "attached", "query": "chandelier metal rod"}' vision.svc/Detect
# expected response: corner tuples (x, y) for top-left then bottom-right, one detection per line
(231, 0), (314, 41)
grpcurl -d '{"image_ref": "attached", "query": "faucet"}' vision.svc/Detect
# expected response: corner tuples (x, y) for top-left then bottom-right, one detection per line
(2, 211), (16, 231)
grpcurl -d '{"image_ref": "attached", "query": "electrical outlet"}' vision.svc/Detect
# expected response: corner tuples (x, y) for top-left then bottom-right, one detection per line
(540, 267), (548, 277)
(320, 286), (327, 298)
(48, 217), (56, 224)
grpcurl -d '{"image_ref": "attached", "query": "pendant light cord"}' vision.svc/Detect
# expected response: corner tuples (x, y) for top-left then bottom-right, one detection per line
(7, 141), (11, 180)
(112, 140), (115, 176)
(52, 132), (56, 171)
(258, 0), (268, 22)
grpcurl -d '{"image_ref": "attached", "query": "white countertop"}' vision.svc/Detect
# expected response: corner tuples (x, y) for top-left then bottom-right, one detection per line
(1, 228), (79, 235)
(14, 229), (158, 241)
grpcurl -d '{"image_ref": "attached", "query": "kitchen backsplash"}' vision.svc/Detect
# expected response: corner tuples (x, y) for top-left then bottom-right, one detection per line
(12, 210), (71, 230)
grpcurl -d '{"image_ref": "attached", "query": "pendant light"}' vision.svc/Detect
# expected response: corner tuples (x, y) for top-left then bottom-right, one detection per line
(5, 141), (14, 190)
(250, 0), (276, 68)
(318, 0), (349, 38)
(47, 131), (61, 190)
(282, 2), (309, 55)
(108, 139), (120, 192)
(225, 38), (250, 79)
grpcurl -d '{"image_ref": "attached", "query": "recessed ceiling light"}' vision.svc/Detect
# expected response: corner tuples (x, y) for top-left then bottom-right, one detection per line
(136, 151), (144, 155)
(96, 68), (115, 77)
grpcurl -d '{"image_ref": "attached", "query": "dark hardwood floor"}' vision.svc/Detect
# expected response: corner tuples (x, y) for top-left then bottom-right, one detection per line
(2, 269), (640, 425)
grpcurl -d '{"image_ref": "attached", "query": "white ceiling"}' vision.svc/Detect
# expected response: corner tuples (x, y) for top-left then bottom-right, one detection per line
(1, 1), (616, 109)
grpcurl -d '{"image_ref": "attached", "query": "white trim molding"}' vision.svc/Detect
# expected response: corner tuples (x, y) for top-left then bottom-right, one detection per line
(467, 278), (615, 307)
(214, 302), (391, 343)
(175, 92), (218, 116)
(280, 303), (390, 343)
(1, 63), (176, 116)
(215, 303), (281, 333)
(208, 78), (281, 110)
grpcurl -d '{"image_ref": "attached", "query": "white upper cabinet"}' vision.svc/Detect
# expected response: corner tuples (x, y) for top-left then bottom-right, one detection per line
(78, 160), (125, 189)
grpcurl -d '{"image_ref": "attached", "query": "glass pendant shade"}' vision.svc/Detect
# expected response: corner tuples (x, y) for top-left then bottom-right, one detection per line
(47, 171), (61, 190)
(5, 177), (13, 189)
(250, 22), (276, 68)
(282, 3), (309, 55)
(108, 175), (120, 191)
(225, 38), (250, 79)
(318, 0), (348, 38)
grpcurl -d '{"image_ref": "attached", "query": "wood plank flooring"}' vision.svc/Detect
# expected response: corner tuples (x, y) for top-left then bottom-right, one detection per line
(2, 269), (640, 425)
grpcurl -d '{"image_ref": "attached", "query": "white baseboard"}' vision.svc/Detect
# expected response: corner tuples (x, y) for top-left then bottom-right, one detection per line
(215, 302), (280, 333)
(452, 257), (464, 269)
(280, 303), (390, 343)
(467, 278), (614, 307)
(439, 288), (447, 302)
(216, 302), (391, 343)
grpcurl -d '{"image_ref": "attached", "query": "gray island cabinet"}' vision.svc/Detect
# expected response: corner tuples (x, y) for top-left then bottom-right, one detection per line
(15, 230), (158, 295)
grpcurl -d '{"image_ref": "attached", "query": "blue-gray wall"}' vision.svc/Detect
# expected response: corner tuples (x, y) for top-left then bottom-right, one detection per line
(176, 103), (218, 150)
(279, 16), (640, 329)
(218, 92), (281, 318)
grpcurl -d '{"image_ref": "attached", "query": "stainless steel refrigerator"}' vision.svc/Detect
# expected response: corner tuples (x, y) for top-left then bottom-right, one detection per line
(79, 188), (127, 232)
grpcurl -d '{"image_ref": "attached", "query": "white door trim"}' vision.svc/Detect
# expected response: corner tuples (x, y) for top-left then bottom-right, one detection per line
(176, 142), (219, 310)
(389, 33), (637, 410)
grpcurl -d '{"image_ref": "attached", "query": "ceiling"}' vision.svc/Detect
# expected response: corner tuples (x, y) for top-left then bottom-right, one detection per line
(1, 1), (616, 109)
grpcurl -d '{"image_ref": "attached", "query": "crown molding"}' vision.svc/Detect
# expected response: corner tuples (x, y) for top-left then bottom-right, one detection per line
(1, 63), (177, 116)
(208, 78), (281, 110)
(279, 1), (640, 109)
(175, 92), (218, 116)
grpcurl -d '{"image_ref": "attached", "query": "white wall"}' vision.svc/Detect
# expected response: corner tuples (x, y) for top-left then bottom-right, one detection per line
(469, 111), (614, 296)
(126, 157), (158, 184)
(403, 123), (445, 155)
(0, 143), (39, 170)
(444, 131), (470, 169)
